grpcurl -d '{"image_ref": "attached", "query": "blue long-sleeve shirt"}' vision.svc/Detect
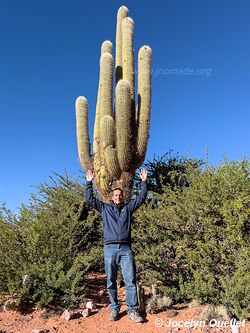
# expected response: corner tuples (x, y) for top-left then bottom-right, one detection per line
(86, 181), (147, 245)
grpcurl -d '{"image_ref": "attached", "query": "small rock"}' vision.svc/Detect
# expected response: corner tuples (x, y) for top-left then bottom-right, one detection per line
(31, 328), (49, 333)
(82, 308), (91, 317)
(60, 309), (74, 321)
(79, 301), (86, 308)
(3, 299), (17, 311)
(165, 309), (178, 317)
(85, 301), (97, 310)
(72, 309), (83, 319)
(40, 308), (48, 319)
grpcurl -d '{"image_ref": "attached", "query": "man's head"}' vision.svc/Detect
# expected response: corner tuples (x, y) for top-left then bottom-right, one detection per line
(112, 188), (124, 205)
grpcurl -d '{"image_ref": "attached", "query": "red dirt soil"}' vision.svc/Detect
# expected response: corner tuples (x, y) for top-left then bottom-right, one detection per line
(0, 273), (249, 333)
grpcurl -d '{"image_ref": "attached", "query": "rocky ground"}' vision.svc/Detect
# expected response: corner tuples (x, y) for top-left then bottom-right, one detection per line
(0, 273), (249, 333)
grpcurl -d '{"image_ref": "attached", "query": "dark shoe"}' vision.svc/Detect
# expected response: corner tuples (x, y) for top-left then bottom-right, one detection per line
(128, 310), (144, 323)
(109, 309), (119, 321)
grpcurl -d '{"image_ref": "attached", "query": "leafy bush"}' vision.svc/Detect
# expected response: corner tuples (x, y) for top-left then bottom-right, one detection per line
(0, 173), (103, 308)
(133, 158), (250, 319)
(220, 247), (250, 320)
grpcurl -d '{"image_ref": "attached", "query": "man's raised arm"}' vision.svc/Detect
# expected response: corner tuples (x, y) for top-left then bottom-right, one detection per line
(85, 170), (104, 213)
(128, 169), (148, 212)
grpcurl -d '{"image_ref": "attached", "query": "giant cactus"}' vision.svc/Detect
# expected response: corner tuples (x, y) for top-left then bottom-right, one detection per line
(76, 6), (152, 202)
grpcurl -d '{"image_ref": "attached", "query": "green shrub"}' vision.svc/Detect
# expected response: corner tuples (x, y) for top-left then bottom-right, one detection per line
(0, 173), (103, 308)
(133, 158), (250, 318)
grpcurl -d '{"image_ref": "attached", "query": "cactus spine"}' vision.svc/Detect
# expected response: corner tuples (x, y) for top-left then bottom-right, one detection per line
(76, 6), (152, 201)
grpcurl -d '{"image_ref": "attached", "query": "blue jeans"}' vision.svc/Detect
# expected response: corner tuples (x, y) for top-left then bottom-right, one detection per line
(104, 243), (139, 313)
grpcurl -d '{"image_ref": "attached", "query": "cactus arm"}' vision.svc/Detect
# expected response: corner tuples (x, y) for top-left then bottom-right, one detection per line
(115, 6), (128, 83)
(93, 77), (101, 156)
(99, 165), (110, 196)
(136, 46), (152, 163)
(100, 53), (113, 119)
(122, 17), (135, 107)
(100, 115), (115, 149)
(115, 79), (133, 171)
(94, 41), (113, 188)
(104, 146), (121, 180)
(75, 96), (93, 171)
(101, 40), (113, 55)
(97, 52), (114, 194)
(94, 41), (113, 156)
(93, 58), (102, 188)
(121, 16), (137, 164)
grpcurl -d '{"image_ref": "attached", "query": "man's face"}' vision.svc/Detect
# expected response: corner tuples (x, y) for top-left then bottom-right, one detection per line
(112, 190), (124, 205)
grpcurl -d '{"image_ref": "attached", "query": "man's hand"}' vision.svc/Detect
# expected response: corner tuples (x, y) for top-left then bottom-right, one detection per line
(140, 168), (147, 181)
(86, 170), (94, 182)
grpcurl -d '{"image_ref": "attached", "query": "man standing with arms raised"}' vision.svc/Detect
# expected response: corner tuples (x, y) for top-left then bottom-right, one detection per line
(85, 169), (147, 323)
